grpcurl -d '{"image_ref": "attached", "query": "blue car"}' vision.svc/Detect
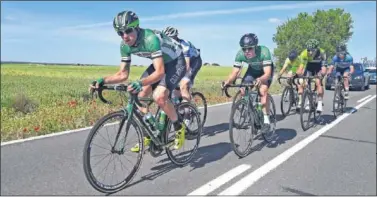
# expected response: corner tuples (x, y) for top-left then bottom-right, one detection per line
(325, 63), (371, 91)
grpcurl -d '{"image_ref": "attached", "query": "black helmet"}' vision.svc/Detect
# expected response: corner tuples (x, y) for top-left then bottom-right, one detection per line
(113, 10), (139, 32)
(336, 43), (347, 53)
(288, 49), (298, 61)
(239, 33), (258, 48)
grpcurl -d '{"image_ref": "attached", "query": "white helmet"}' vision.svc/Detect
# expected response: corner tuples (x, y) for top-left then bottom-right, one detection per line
(163, 26), (178, 37)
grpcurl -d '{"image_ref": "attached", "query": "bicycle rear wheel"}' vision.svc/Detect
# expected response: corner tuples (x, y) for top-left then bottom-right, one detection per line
(280, 86), (293, 117)
(165, 102), (202, 166)
(262, 94), (277, 143)
(83, 111), (144, 194)
(229, 99), (255, 158)
(300, 91), (315, 131)
(191, 92), (207, 127)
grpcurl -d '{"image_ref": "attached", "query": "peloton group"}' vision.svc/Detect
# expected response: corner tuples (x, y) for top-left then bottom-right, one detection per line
(89, 10), (355, 152)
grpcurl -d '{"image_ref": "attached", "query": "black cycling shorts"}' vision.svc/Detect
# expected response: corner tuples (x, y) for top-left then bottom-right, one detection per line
(140, 53), (187, 92)
(305, 62), (325, 77)
(182, 55), (202, 87)
(241, 65), (274, 87)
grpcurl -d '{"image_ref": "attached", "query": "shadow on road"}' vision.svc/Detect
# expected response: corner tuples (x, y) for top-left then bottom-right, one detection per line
(248, 128), (297, 154)
(281, 186), (317, 196)
(320, 134), (376, 145)
(202, 123), (229, 137)
(119, 142), (232, 192)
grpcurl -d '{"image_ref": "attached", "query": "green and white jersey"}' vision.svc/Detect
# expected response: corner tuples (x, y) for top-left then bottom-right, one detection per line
(233, 45), (273, 76)
(120, 28), (183, 63)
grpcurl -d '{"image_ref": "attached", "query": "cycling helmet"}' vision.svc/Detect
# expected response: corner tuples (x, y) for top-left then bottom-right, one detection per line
(163, 26), (178, 37)
(305, 39), (319, 50)
(336, 43), (347, 53)
(113, 10), (139, 32)
(239, 33), (258, 48)
(288, 49), (298, 61)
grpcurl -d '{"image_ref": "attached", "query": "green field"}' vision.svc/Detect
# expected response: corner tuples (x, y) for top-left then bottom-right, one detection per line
(1, 64), (283, 142)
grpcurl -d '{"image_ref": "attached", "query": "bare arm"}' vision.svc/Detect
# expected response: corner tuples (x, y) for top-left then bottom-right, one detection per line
(103, 62), (130, 84)
(279, 61), (289, 76)
(259, 65), (272, 82)
(140, 56), (165, 86)
(225, 67), (241, 85)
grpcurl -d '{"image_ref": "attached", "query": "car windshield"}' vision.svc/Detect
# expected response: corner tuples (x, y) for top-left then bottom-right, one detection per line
(353, 64), (362, 71)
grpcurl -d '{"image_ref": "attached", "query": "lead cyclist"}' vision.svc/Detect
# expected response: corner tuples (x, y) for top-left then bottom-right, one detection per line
(221, 33), (274, 133)
(162, 26), (203, 104)
(89, 10), (187, 152)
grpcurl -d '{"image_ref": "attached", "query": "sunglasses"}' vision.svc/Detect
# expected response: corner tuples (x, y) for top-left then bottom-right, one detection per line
(336, 52), (346, 56)
(117, 28), (135, 36)
(242, 46), (255, 52)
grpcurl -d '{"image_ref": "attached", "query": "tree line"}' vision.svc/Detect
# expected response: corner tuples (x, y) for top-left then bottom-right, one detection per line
(272, 8), (355, 70)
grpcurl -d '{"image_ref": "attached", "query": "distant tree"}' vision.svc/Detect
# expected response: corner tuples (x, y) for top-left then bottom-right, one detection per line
(272, 8), (354, 70)
(211, 63), (220, 66)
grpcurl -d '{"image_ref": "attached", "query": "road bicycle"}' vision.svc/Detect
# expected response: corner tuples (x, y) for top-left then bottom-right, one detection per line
(83, 83), (202, 194)
(296, 75), (323, 131)
(171, 86), (207, 128)
(332, 73), (349, 117)
(277, 75), (301, 117)
(221, 81), (277, 158)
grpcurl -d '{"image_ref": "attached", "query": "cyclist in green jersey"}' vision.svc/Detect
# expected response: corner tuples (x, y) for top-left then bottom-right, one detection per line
(89, 10), (187, 152)
(278, 49), (305, 109)
(299, 39), (327, 112)
(222, 33), (274, 132)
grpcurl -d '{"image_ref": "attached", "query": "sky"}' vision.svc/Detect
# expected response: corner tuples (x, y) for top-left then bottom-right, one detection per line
(1, 1), (376, 66)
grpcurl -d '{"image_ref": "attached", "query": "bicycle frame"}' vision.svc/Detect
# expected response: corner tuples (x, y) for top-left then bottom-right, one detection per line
(94, 85), (171, 151)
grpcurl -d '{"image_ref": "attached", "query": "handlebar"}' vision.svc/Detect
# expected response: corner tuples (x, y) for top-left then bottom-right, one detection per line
(277, 75), (299, 86)
(90, 82), (144, 107)
(221, 81), (259, 98)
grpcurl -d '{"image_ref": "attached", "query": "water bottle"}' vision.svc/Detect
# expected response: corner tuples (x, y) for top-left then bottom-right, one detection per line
(144, 112), (159, 137)
(158, 111), (167, 131)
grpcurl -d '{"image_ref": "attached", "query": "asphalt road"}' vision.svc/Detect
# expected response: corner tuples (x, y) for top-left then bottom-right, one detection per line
(1, 85), (376, 196)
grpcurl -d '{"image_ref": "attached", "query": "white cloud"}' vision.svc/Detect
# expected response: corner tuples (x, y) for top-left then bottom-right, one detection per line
(65, 1), (371, 30)
(268, 18), (281, 24)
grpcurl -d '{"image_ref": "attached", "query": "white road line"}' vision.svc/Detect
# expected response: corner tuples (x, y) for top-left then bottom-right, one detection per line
(217, 95), (376, 196)
(357, 95), (371, 103)
(188, 164), (251, 196)
(1, 93), (282, 147)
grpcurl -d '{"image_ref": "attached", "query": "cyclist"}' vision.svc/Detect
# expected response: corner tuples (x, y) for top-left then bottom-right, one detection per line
(327, 43), (354, 99)
(278, 49), (306, 110)
(89, 10), (187, 152)
(162, 26), (202, 104)
(221, 33), (274, 132)
(298, 39), (327, 112)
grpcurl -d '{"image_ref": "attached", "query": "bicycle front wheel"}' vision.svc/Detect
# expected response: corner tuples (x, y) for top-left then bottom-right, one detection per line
(332, 85), (344, 117)
(83, 111), (144, 194)
(229, 99), (255, 158)
(300, 91), (315, 131)
(280, 86), (293, 117)
(191, 92), (207, 127)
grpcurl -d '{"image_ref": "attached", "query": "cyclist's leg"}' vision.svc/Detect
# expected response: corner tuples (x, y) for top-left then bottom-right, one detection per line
(130, 64), (159, 152)
(240, 66), (253, 96)
(153, 55), (187, 149)
(314, 65), (326, 112)
(339, 67), (350, 99)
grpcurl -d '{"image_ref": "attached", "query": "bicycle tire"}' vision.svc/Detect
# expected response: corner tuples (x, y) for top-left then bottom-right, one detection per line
(229, 99), (255, 158)
(280, 86), (293, 117)
(300, 90), (314, 131)
(165, 102), (202, 166)
(83, 111), (144, 194)
(191, 92), (207, 127)
(332, 85), (344, 117)
(262, 94), (277, 143)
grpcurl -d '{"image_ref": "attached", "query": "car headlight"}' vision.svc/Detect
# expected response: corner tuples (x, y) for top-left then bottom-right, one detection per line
(354, 76), (362, 80)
